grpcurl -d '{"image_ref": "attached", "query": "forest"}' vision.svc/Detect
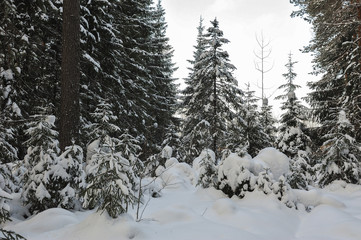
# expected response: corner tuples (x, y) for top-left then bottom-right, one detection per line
(0, 0), (361, 239)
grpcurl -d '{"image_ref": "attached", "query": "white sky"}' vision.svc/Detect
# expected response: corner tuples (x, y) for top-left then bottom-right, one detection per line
(162, 0), (317, 118)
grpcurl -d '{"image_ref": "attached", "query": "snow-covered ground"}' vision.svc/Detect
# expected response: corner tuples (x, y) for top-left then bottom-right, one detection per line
(4, 157), (361, 240)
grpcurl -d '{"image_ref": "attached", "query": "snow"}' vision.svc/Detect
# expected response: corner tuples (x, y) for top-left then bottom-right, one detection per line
(161, 145), (173, 159)
(0, 69), (14, 80)
(3, 159), (361, 240)
(253, 147), (290, 179)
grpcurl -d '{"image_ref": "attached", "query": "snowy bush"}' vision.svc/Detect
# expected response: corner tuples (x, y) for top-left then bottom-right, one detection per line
(255, 169), (273, 195)
(273, 176), (296, 208)
(215, 150), (298, 208)
(217, 153), (256, 198)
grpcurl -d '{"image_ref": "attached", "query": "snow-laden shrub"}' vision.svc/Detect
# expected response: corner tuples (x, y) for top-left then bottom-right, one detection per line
(255, 169), (273, 195)
(217, 153), (256, 198)
(273, 176), (295, 208)
(156, 158), (197, 189)
(215, 150), (298, 208)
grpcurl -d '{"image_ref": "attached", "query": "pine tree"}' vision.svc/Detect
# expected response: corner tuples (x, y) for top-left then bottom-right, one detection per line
(79, 0), (125, 148)
(182, 16), (207, 109)
(180, 17), (208, 162)
(83, 101), (137, 218)
(181, 18), (244, 161)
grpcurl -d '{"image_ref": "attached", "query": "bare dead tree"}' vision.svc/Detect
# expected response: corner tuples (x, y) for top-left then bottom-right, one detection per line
(254, 32), (274, 106)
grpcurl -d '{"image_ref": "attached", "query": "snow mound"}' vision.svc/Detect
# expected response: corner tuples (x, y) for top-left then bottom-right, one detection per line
(211, 198), (239, 215)
(156, 159), (197, 189)
(253, 148), (290, 179)
(293, 189), (345, 209)
(6, 208), (78, 235)
(192, 149), (216, 172)
(150, 205), (197, 224)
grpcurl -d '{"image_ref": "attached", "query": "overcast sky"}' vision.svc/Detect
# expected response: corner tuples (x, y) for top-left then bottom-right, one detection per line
(162, 0), (317, 118)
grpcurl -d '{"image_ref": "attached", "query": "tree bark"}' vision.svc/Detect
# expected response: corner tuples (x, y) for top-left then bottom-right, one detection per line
(59, 0), (80, 151)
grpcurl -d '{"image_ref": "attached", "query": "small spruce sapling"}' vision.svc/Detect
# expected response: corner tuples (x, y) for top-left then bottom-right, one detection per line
(21, 114), (60, 214)
(83, 101), (137, 218)
(197, 149), (217, 188)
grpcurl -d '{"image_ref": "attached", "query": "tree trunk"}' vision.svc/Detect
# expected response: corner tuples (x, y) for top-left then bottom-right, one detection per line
(59, 0), (80, 151)
(213, 60), (217, 159)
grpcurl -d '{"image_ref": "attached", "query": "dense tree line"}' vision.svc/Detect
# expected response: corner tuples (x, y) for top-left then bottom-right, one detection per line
(0, 0), (177, 219)
(0, 0), (360, 228)
(291, 0), (361, 186)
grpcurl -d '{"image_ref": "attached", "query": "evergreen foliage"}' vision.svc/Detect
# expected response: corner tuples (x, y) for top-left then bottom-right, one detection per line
(54, 144), (86, 209)
(83, 102), (137, 218)
(21, 113), (60, 214)
(147, 0), (179, 153)
(276, 54), (311, 159)
(259, 103), (277, 146)
(181, 18), (244, 161)
(316, 110), (361, 187)
(240, 83), (270, 157)
(197, 149), (217, 188)
(287, 150), (314, 189)
(291, 0), (361, 144)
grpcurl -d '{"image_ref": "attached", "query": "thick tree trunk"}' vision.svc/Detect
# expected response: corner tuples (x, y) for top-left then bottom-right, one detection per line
(59, 0), (80, 151)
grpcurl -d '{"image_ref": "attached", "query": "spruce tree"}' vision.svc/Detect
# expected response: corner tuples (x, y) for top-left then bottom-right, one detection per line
(240, 83), (270, 157)
(83, 101), (137, 218)
(276, 53), (311, 159)
(259, 103), (277, 146)
(275, 53), (313, 188)
(53, 144), (86, 210)
(197, 149), (217, 188)
(181, 18), (244, 161)
(316, 110), (361, 187)
(0, 0), (62, 160)
(148, 0), (179, 153)
(291, 0), (361, 144)
(21, 113), (60, 214)
(181, 16), (208, 162)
